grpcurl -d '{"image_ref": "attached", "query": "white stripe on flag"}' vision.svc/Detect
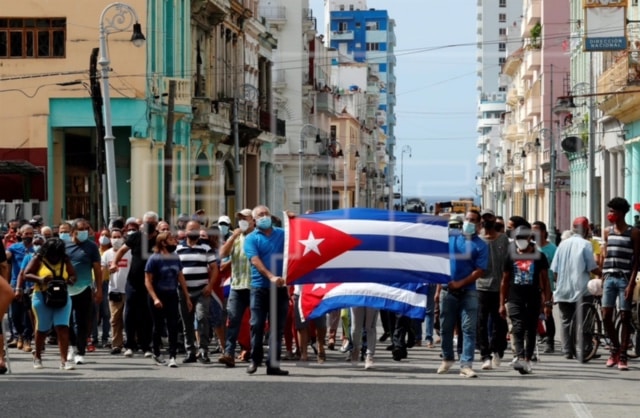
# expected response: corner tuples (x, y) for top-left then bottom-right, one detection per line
(318, 250), (450, 274)
(324, 283), (426, 307)
(318, 219), (448, 242)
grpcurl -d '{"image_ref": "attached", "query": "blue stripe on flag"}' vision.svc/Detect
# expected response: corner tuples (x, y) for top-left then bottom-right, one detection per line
(304, 208), (447, 226)
(307, 294), (427, 320)
(297, 267), (450, 285)
(350, 234), (448, 255)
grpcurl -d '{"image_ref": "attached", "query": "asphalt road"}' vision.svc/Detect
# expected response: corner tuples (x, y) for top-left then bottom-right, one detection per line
(2, 328), (640, 418)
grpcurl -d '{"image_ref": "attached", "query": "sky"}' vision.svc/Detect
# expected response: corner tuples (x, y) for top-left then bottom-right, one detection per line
(309, 0), (479, 203)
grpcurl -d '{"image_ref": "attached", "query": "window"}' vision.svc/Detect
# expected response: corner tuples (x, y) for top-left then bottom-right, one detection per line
(366, 21), (379, 31)
(499, 57), (506, 64)
(499, 86), (507, 92)
(0, 17), (66, 58)
(349, 5), (354, 10)
(499, 28), (506, 36)
(499, 0), (507, 7)
(498, 42), (506, 51)
(355, 22), (361, 29)
(366, 43), (380, 51)
(499, 13), (506, 23)
(338, 22), (348, 31)
(339, 5), (345, 11)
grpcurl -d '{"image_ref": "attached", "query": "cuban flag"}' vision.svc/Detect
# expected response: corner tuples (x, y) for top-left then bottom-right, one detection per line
(283, 208), (450, 285)
(299, 282), (431, 321)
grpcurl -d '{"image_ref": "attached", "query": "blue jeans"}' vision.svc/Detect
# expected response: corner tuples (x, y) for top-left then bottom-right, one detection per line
(249, 286), (289, 368)
(425, 284), (436, 343)
(439, 288), (478, 368)
(225, 288), (250, 356)
(92, 282), (111, 343)
(602, 276), (632, 311)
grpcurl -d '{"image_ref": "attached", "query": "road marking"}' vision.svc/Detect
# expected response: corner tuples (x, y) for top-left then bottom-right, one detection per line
(566, 394), (593, 418)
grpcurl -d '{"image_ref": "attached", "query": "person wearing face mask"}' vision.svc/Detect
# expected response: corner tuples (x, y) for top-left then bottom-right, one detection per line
(64, 219), (102, 366)
(437, 209), (488, 378)
(92, 229), (113, 349)
(505, 216), (528, 241)
(476, 209), (510, 370)
(243, 205), (290, 376)
(145, 232), (193, 368)
(175, 220), (219, 364)
(217, 215), (232, 241)
(499, 226), (553, 375)
(6, 224), (37, 352)
(101, 228), (131, 355)
(600, 197), (640, 370)
(218, 209), (255, 367)
(111, 211), (159, 359)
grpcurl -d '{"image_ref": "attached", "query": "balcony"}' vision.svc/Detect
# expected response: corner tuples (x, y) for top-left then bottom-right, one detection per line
(191, 97), (231, 138)
(522, 0), (541, 34)
(597, 52), (640, 123)
(273, 69), (287, 91)
(316, 92), (337, 115)
(476, 154), (488, 165)
(259, 110), (286, 138)
(526, 95), (541, 118)
(259, 6), (286, 28)
(152, 76), (191, 106)
(332, 30), (354, 41)
(524, 47), (541, 76)
(477, 134), (490, 148)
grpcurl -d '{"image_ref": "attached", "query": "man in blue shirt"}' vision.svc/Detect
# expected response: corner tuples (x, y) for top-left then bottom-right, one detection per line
(6, 224), (36, 352)
(243, 205), (289, 376)
(437, 209), (488, 378)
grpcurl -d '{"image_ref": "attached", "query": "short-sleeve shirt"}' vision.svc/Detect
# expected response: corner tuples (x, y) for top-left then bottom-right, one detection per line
(503, 244), (549, 301)
(8, 242), (34, 286)
(145, 253), (183, 292)
(66, 240), (101, 296)
(449, 232), (489, 290)
(244, 227), (285, 289)
(230, 234), (251, 290)
(550, 235), (597, 303)
(125, 231), (156, 289)
(20, 253), (35, 291)
(176, 240), (216, 295)
(102, 248), (131, 294)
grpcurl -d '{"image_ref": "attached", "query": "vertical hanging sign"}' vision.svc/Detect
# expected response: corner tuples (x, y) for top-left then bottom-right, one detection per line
(584, 0), (628, 51)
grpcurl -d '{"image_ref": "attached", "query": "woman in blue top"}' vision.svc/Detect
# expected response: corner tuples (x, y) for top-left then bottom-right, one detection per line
(145, 232), (192, 368)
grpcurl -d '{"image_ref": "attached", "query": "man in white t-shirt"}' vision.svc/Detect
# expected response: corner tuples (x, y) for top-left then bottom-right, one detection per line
(101, 228), (131, 355)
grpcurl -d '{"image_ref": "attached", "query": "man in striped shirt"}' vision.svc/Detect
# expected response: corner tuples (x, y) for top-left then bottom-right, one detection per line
(217, 208), (254, 367)
(176, 220), (219, 364)
(602, 197), (640, 370)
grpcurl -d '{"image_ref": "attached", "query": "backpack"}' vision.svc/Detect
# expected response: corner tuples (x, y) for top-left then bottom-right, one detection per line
(42, 260), (68, 309)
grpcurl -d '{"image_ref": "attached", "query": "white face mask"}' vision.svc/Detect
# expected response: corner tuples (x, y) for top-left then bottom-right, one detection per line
(238, 220), (250, 232)
(99, 236), (110, 246)
(515, 239), (530, 250)
(111, 238), (124, 250)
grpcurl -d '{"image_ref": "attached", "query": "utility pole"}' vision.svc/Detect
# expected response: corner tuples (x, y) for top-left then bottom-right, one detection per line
(164, 80), (176, 225)
(89, 47), (106, 229)
(233, 97), (242, 211)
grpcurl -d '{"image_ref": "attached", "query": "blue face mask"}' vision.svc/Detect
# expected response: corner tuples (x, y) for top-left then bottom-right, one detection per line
(462, 221), (476, 235)
(256, 216), (272, 230)
(59, 232), (71, 243)
(77, 230), (89, 242)
(33, 245), (41, 253)
(219, 225), (230, 236)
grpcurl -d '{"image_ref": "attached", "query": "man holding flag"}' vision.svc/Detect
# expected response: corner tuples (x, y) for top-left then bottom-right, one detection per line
(437, 209), (488, 378)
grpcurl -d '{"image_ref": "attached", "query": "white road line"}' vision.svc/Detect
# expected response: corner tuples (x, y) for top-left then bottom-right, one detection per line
(566, 394), (594, 418)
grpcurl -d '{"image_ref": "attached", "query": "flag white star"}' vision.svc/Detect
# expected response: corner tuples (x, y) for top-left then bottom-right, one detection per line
(312, 283), (326, 291)
(299, 231), (325, 256)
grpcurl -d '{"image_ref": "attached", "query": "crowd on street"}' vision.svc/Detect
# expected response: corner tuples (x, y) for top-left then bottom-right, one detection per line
(1, 197), (638, 377)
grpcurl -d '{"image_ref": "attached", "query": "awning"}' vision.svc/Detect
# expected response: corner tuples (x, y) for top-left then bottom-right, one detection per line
(0, 160), (44, 175)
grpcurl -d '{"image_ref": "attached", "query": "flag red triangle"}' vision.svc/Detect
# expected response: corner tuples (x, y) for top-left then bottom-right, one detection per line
(286, 217), (362, 284)
(300, 283), (341, 320)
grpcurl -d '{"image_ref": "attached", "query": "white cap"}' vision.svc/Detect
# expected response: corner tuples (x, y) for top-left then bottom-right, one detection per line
(218, 215), (231, 225)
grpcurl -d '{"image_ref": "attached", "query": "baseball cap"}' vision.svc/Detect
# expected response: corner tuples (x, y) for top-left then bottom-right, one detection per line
(218, 215), (231, 226)
(514, 226), (532, 239)
(448, 215), (463, 225)
(236, 208), (252, 218)
(573, 216), (589, 230)
(29, 215), (43, 226)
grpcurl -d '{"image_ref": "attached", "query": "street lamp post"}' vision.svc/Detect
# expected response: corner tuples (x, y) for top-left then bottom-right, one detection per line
(299, 124), (316, 214)
(99, 2), (145, 222)
(400, 145), (411, 210)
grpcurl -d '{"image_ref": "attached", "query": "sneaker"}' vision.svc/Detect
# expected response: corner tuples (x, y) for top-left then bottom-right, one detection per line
(618, 355), (629, 371)
(74, 354), (85, 365)
(198, 351), (211, 364)
(459, 366), (477, 378)
(437, 360), (454, 374)
(67, 346), (76, 362)
(86, 339), (96, 352)
(110, 347), (122, 355)
(6, 338), (18, 348)
(153, 355), (167, 366)
(511, 357), (524, 372)
(60, 362), (75, 371)
(16, 336), (23, 350)
(481, 358), (492, 370)
(33, 355), (43, 369)
(218, 354), (236, 368)
(339, 341), (353, 353)
(519, 360), (533, 375)
(364, 355), (374, 370)
(23, 340), (32, 353)
(168, 357), (178, 368)
(606, 351), (619, 368)
(144, 351), (154, 358)
(123, 348), (134, 357)
(492, 353), (502, 368)
(182, 352), (197, 363)
(543, 346), (554, 354)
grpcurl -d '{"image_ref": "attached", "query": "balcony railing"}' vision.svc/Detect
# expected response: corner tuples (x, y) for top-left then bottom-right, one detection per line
(259, 6), (286, 21)
(332, 30), (354, 41)
(597, 52), (640, 122)
(316, 92), (337, 115)
(259, 110), (286, 137)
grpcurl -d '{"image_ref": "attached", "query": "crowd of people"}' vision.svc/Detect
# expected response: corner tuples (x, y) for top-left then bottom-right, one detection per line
(0, 197), (638, 377)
